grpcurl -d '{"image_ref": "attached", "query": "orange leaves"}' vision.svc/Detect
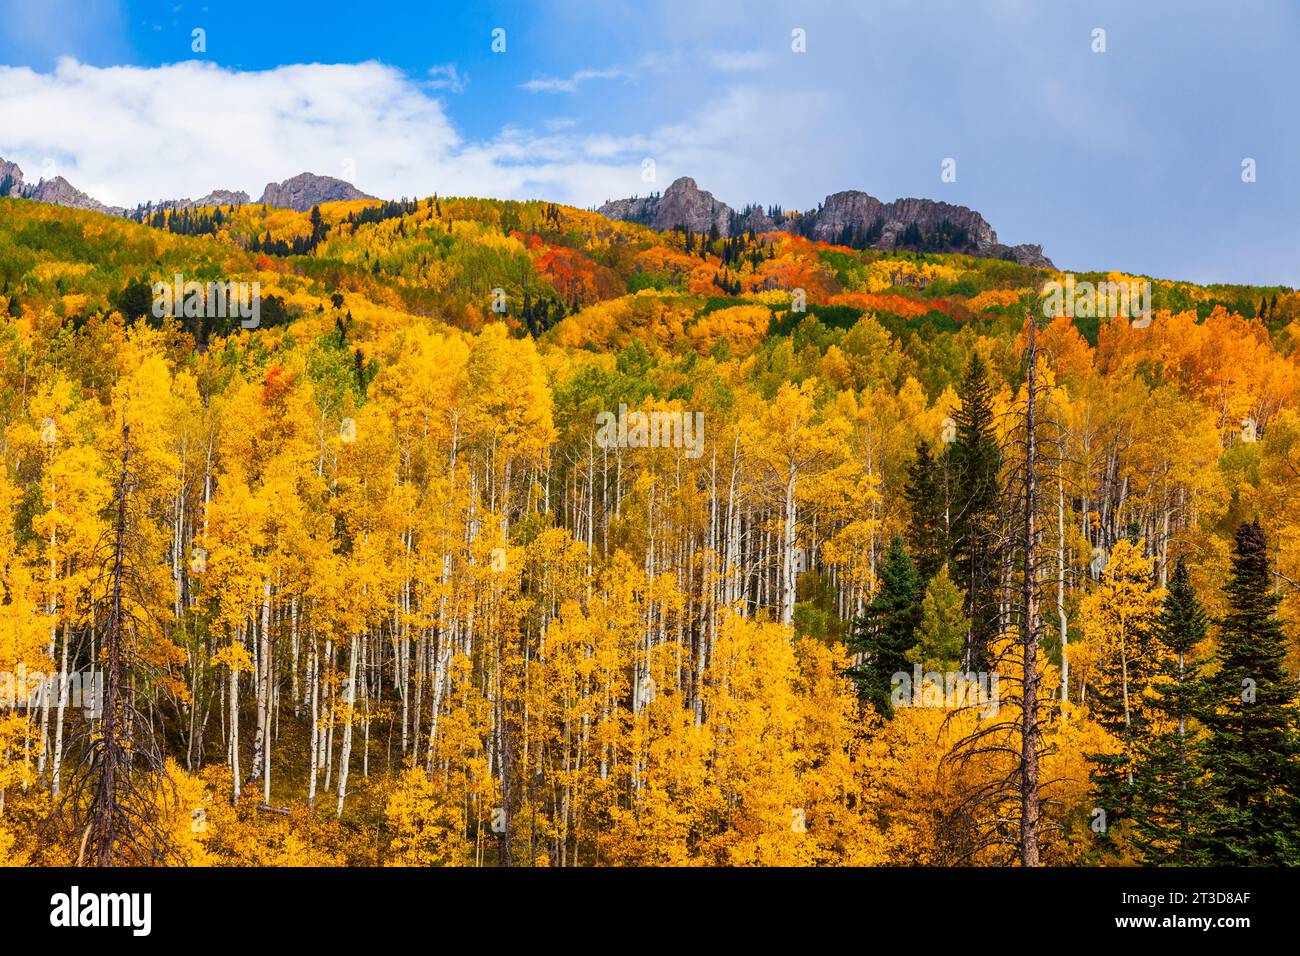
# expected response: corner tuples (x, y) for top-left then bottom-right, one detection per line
(827, 290), (973, 322)
(1095, 306), (1300, 433)
(518, 233), (624, 305)
(259, 362), (295, 407)
(743, 246), (839, 301)
(634, 243), (698, 278)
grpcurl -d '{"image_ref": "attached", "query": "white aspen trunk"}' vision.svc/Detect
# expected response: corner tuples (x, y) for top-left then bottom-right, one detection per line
(38, 502), (57, 780)
(335, 632), (360, 817)
(781, 465), (797, 627)
(252, 577), (270, 791)
(324, 636), (335, 789)
(51, 620), (70, 796)
(1058, 478), (1069, 703)
(290, 597), (300, 718)
(425, 643), (449, 772)
(229, 657), (241, 803)
(308, 634), (319, 807)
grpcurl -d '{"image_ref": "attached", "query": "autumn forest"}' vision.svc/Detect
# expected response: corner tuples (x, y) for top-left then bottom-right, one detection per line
(1, 191), (1298, 868)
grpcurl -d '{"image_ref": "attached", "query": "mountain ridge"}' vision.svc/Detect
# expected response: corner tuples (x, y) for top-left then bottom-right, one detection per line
(0, 156), (372, 217)
(0, 155), (1050, 267)
(598, 176), (1053, 268)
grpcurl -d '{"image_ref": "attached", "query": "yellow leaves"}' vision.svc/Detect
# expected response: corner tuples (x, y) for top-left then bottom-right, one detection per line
(1081, 540), (1162, 643)
(384, 767), (474, 866)
(202, 476), (271, 629)
(687, 304), (771, 356)
(29, 261), (93, 284)
(600, 701), (716, 866)
(1075, 539), (1165, 711)
(839, 312), (902, 389)
(857, 257), (962, 294)
(472, 229), (527, 255)
(212, 642), (254, 674)
(152, 759), (212, 866)
(968, 288), (1024, 311)
(747, 379), (844, 476)
(195, 767), (350, 866)
(256, 207), (315, 245)
(550, 293), (695, 351)
(0, 713), (39, 795)
(0, 814), (29, 867)
(1255, 408), (1300, 647)
(0, 467), (50, 681)
(109, 329), (194, 503)
(467, 321), (556, 467)
(59, 294), (88, 317)
(790, 638), (892, 865)
(701, 612), (802, 863)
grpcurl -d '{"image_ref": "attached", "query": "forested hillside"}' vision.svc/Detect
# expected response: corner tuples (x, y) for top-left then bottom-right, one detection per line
(1, 191), (1298, 866)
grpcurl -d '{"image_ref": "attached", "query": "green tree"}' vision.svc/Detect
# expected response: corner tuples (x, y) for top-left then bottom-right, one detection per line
(1130, 558), (1208, 864)
(906, 563), (967, 673)
(904, 439), (947, 583)
(850, 535), (921, 715)
(949, 353), (1001, 670)
(1195, 521), (1300, 865)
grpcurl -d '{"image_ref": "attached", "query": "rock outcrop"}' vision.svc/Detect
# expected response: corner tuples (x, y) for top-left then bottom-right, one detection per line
(23, 175), (127, 216)
(190, 189), (251, 208)
(257, 172), (373, 212)
(135, 190), (252, 215)
(0, 155), (367, 217)
(598, 176), (1053, 267)
(598, 177), (732, 236)
(0, 158), (23, 195)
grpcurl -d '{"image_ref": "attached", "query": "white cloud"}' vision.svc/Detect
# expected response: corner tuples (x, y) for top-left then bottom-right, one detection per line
(519, 67), (623, 94)
(0, 58), (757, 212)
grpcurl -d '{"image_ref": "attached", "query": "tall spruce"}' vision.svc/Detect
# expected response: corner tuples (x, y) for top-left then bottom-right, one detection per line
(1195, 521), (1300, 865)
(949, 353), (1001, 671)
(850, 534), (922, 716)
(1130, 558), (1208, 864)
(904, 439), (947, 584)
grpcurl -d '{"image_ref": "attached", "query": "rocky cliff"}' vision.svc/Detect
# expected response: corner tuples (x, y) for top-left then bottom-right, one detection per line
(599, 176), (1053, 267)
(257, 172), (374, 211)
(0, 155), (368, 217)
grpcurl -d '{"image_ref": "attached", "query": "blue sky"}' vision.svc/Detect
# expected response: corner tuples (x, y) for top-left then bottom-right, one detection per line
(1, 0), (1298, 286)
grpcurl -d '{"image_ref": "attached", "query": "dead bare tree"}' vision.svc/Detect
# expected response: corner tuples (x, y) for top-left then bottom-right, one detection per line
(942, 301), (1069, 865)
(54, 424), (177, 866)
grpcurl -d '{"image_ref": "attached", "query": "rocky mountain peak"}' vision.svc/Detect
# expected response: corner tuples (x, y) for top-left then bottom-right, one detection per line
(22, 173), (127, 216)
(0, 158), (23, 194)
(597, 176), (732, 236)
(257, 172), (374, 212)
(598, 176), (1053, 267)
(1, 154), (371, 218)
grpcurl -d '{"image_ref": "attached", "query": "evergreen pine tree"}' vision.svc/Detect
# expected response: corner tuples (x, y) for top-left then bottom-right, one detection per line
(850, 534), (922, 716)
(1195, 521), (1300, 865)
(904, 439), (947, 584)
(1130, 558), (1209, 864)
(949, 353), (1001, 670)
